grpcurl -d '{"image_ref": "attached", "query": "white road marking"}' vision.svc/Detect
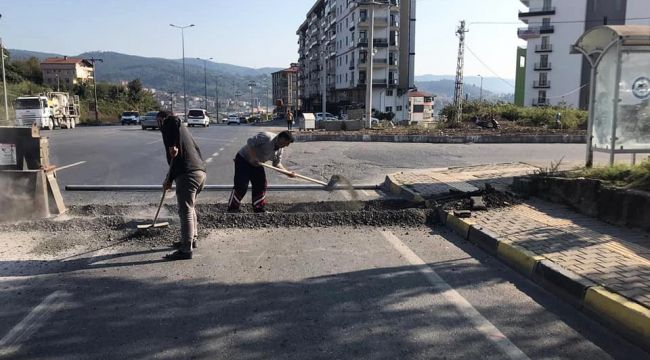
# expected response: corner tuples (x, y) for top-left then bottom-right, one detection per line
(206, 158), (213, 163)
(0, 290), (71, 357)
(219, 147), (224, 151)
(380, 231), (530, 360)
(145, 139), (163, 145)
(212, 152), (219, 157)
(56, 161), (86, 172)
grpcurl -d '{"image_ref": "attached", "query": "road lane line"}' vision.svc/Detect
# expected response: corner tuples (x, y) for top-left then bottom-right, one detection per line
(0, 290), (71, 357)
(145, 139), (163, 145)
(219, 147), (224, 151)
(212, 152), (219, 157)
(206, 158), (213, 163)
(380, 231), (530, 360)
(56, 161), (87, 171)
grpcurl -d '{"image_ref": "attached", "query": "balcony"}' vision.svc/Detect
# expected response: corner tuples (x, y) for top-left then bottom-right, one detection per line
(532, 98), (550, 106)
(358, 38), (369, 47)
(535, 44), (553, 52)
(373, 58), (388, 66)
(517, 25), (555, 39)
(519, 7), (556, 21)
(533, 80), (551, 88)
(389, 58), (398, 66)
(349, 64), (356, 70)
(374, 38), (389, 47)
(534, 62), (552, 71)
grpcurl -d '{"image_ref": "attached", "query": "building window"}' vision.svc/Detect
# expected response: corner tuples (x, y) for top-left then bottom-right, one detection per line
(396, 106), (402, 111)
(386, 89), (393, 96)
(386, 106), (393, 112)
(519, 56), (526, 68)
(413, 105), (424, 113)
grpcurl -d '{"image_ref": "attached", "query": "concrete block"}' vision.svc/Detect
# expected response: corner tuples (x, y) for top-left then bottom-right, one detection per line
(470, 196), (487, 210)
(533, 260), (596, 308)
(497, 242), (544, 277)
(467, 226), (499, 255)
(584, 286), (650, 351)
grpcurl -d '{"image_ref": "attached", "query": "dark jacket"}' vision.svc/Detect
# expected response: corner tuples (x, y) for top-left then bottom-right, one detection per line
(161, 116), (206, 181)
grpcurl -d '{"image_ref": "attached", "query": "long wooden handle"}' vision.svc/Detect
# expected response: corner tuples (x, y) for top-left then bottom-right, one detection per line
(259, 163), (328, 186)
(151, 189), (166, 226)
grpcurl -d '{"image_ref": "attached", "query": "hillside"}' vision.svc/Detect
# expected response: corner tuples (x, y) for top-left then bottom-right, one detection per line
(415, 74), (515, 95)
(9, 49), (282, 100)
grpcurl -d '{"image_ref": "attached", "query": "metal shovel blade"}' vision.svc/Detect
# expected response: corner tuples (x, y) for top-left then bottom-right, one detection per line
(137, 222), (170, 230)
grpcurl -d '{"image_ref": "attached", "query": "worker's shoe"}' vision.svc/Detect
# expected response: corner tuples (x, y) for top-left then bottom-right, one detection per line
(172, 240), (197, 249)
(163, 250), (193, 261)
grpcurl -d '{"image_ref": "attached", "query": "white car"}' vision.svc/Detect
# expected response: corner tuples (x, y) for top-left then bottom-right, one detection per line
(186, 109), (210, 127)
(315, 112), (338, 121)
(227, 114), (241, 125)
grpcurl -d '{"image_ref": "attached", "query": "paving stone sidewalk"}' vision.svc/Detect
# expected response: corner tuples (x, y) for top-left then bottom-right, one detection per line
(389, 163), (650, 309)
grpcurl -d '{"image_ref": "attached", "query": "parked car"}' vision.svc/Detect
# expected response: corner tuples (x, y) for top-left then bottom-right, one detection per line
(121, 111), (140, 125)
(141, 111), (161, 130)
(227, 114), (241, 125)
(187, 109), (210, 127)
(315, 112), (338, 121)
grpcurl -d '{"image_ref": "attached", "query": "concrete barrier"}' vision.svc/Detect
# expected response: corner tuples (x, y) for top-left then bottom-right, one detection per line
(295, 133), (586, 144)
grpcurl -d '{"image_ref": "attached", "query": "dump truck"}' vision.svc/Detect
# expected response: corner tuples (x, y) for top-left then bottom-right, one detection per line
(14, 92), (80, 130)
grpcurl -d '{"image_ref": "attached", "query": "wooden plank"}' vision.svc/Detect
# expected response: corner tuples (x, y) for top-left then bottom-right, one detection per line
(46, 171), (66, 215)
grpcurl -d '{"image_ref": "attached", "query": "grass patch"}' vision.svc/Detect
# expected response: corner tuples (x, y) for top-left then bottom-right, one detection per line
(569, 158), (650, 191)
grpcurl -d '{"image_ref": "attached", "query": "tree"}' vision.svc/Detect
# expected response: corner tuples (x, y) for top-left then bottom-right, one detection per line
(127, 79), (143, 103)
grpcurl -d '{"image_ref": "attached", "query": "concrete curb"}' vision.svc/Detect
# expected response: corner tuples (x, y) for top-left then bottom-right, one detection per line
(439, 210), (650, 351)
(295, 133), (586, 144)
(382, 174), (425, 204)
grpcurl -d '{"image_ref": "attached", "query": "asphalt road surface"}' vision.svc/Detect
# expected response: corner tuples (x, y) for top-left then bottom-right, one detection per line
(1, 226), (647, 359)
(44, 124), (613, 205)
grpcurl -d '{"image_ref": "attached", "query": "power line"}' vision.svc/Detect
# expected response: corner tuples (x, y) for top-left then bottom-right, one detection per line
(465, 45), (515, 89)
(546, 83), (589, 99)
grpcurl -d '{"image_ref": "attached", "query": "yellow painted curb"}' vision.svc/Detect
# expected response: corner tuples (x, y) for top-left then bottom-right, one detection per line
(446, 214), (472, 239)
(585, 286), (650, 341)
(497, 242), (544, 277)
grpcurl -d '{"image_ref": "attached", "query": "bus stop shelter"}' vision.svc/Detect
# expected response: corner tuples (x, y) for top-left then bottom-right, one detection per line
(572, 25), (650, 166)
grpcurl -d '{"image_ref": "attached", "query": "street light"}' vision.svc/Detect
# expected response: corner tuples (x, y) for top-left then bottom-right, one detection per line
(248, 81), (256, 117)
(170, 23), (195, 119)
(478, 74), (483, 102)
(85, 57), (103, 122)
(197, 57), (212, 110)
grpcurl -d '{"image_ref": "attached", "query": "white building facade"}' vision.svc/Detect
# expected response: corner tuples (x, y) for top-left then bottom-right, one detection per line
(297, 0), (416, 120)
(518, 0), (650, 109)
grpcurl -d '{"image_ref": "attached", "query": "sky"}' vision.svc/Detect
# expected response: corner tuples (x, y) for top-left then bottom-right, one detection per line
(0, 0), (526, 79)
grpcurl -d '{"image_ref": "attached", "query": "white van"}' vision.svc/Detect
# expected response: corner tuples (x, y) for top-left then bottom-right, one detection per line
(187, 109), (210, 127)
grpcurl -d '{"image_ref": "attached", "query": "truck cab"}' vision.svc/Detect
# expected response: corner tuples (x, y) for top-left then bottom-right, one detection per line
(14, 96), (54, 130)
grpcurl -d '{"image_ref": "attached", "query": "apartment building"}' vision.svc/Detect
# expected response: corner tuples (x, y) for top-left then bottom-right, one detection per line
(272, 63), (300, 115)
(41, 57), (94, 88)
(517, 0), (650, 109)
(297, 0), (416, 120)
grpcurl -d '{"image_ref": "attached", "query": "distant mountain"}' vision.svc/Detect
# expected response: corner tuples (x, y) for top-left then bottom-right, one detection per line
(8, 49), (282, 100)
(415, 74), (515, 95)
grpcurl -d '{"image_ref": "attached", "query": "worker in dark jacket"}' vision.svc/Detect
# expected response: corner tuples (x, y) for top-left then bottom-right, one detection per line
(228, 131), (295, 213)
(157, 111), (207, 261)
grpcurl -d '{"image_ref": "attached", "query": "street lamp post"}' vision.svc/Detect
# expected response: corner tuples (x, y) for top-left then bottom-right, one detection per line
(365, 5), (377, 128)
(478, 74), (483, 102)
(169, 91), (175, 113)
(170, 23), (195, 119)
(197, 57), (213, 110)
(215, 78), (219, 119)
(248, 81), (256, 117)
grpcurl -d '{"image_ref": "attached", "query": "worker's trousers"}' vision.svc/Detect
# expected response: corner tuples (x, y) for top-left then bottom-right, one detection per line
(176, 170), (206, 253)
(228, 154), (267, 211)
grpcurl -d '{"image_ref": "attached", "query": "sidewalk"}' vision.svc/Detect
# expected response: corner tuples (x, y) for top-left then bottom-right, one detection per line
(385, 163), (650, 349)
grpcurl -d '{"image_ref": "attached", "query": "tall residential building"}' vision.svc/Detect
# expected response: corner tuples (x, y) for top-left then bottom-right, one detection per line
(41, 57), (94, 88)
(272, 63), (300, 115)
(297, 0), (416, 120)
(517, 0), (650, 109)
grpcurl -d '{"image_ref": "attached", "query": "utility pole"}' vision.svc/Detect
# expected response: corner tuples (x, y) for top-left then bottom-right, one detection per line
(169, 91), (175, 113)
(85, 57), (104, 122)
(265, 86), (269, 119)
(197, 57), (212, 110)
(453, 20), (468, 125)
(478, 74), (483, 102)
(248, 80), (256, 116)
(365, 5), (376, 128)
(170, 23), (195, 119)
(321, 43), (326, 119)
(0, 37), (8, 123)
(215, 77), (219, 119)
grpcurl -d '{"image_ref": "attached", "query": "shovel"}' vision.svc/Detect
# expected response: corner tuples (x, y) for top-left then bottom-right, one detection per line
(137, 158), (174, 230)
(260, 163), (341, 191)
